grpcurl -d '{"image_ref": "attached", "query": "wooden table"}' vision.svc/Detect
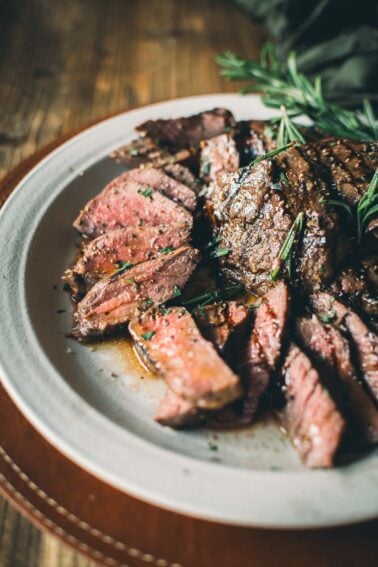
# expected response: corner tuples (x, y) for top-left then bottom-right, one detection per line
(0, 1), (266, 564)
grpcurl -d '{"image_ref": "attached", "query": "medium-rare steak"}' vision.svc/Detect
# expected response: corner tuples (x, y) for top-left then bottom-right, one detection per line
(207, 142), (349, 295)
(73, 246), (200, 339)
(311, 293), (378, 402)
(129, 307), (241, 410)
(73, 175), (192, 238)
(296, 316), (378, 443)
(200, 133), (239, 184)
(280, 344), (345, 468)
(193, 301), (249, 356)
(123, 167), (197, 211)
(239, 282), (289, 422)
(157, 301), (248, 429)
(154, 389), (203, 428)
(136, 108), (236, 151)
(162, 163), (199, 194)
(64, 223), (191, 299)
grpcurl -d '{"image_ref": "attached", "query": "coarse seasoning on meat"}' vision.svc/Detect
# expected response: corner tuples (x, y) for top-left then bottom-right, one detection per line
(64, 223), (192, 299)
(74, 247), (200, 340)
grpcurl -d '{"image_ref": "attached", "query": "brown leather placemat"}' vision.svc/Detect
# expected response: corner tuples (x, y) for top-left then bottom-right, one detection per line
(0, 122), (377, 567)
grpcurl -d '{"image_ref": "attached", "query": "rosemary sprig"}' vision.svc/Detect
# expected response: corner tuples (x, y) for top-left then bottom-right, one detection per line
(357, 169), (378, 242)
(113, 260), (133, 276)
(319, 198), (353, 217)
(216, 43), (377, 142)
(276, 105), (305, 147)
(270, 212), (305, 280)
(182, 284), (243, 311)
(320, 169), (378, 242)
(250, 142), (294, 166)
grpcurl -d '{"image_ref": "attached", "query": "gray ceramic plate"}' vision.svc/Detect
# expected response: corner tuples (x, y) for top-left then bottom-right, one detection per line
(0, 94), (377, 528)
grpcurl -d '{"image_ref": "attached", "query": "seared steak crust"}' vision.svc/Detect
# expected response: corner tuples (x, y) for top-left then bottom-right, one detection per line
(207, 143), (347, 295)
(311, 293), (378, 402)
(63, 223), (191, 299)
(73, 247), (200, 339)
(73, 175), (192, 238)
(110, 137), (192, 169)
(129, 307), (241, 409)
(304, 139), (378, 206)
(123, 167), (197, 211)
(280, 344), (345, 468)
(136, 108), (236, 151)
(296, 316), (378, 443)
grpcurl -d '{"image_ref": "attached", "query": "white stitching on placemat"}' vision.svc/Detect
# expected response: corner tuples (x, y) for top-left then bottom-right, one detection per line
(0, 446), (182, 567)
(0, 473), (127, 567)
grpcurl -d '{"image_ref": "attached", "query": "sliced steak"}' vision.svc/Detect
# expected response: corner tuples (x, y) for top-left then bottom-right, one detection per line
(311, 293), (378, 402)
(238, 282), (289, 422)
(193, 301), (249, 356)
(154, 389), (203, 428)
(110, 137), (192, 169)
(157, 301), (248, 429)
(129, 307), (241, 410)
(63, 223), (191, 299)
(211, 282), (289, 429)
(207, 141), (350, 295)
(200, 133), (239, 184)
(162, 163), (199, 194)
(136, 108), (236, 151)
(280, 344), (345, 468)
(124, 167), (197, 211)
(73, 246), (200, 339)
(73, 175), (192, 238)
(296, 316), (378, 443)
(327, 266), (378, 327)
(235, 120), (275, 166)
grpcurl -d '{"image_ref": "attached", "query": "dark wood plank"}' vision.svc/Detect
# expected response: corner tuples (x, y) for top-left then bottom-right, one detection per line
(0, 0), (264, 564)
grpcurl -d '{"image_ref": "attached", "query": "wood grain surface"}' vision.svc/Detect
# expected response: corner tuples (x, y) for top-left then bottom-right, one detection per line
(0, 0), (265, 564)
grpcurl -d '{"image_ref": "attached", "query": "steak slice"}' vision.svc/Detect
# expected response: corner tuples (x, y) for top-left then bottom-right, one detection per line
(311, 293), (378, 402)
(200, 133), (239, 184)
(239, 282), (289, 422)
(136, 108), (236, 151)
(296, 316), (378, 443)
(156, 301), (248, 429)
(123, 167), (197, 211)
(207, 141), (349, 295)
(193, 301), (249, 356)
(73, 247), (200, 339)
(110, 137), (192, 169)
(234, 120), (275, 166)
(63, 223), (191, 299)
(211, 282), (289, 429)
(154, 389), (203, 428)
(73, 175), (192, 238)
(162, 163), (199, 194)
(280, 344), (345, 468)
(129, 307), (241, 410)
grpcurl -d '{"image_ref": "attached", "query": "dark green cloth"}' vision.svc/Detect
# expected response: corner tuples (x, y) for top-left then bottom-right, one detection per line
(234, 0), (378, 107)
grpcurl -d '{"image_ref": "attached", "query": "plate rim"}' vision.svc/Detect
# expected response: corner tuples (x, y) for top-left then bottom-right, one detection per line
(0, 93), (377, 529)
